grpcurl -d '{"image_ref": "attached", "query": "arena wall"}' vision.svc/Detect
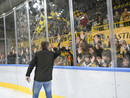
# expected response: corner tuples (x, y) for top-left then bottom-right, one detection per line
(0, 64), (130, 98)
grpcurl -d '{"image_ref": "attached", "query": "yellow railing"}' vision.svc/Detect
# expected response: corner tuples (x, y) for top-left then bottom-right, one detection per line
(92, 19), (130, 33)
(18, 20), (130, 49)
(91, 20), (130, 46)
(30, 32), (92, 48)
(49, 32), (92, 46)
(17, 32), (92, 49)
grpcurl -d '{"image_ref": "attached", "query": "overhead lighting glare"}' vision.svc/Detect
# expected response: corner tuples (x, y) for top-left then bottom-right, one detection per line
(33, 2), (39, 8)
(52, 4), (55, 6)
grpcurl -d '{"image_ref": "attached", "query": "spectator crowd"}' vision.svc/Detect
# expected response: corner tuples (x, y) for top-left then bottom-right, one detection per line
(0, 1), (130, 68)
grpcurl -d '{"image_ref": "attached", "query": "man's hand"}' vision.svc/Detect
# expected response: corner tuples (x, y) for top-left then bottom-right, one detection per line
(25, 76), (30, 83)
(50, 43), (55, 48)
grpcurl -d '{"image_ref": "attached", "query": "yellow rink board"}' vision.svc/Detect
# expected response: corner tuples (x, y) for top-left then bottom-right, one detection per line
(93, 27), (130, 44)
(0, 82), (64, 98)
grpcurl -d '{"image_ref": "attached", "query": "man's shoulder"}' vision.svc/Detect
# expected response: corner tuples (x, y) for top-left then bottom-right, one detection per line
(36, 50), (54, 54)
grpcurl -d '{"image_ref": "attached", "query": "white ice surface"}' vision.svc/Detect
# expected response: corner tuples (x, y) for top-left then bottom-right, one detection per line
(0, 87), (32, 98)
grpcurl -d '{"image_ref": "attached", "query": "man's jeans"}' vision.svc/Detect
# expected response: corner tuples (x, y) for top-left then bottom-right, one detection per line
(33, 80), (52, 98)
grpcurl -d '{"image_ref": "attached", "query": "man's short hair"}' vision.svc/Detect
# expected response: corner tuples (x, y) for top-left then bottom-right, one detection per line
(41, 41), (49, 50)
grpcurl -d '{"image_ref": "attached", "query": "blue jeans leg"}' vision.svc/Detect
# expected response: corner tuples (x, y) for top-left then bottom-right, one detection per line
(33, 80), (42, 98)
(43, 81), (52, 98)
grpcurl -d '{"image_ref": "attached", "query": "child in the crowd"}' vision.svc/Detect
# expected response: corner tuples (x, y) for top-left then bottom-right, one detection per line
(121, 55), (130, 68)
(102, 49), (112, 67)
(81, 54), (92, 67)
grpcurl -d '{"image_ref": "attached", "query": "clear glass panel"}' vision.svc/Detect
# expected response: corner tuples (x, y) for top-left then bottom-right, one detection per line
(112, 0), (130, 68)
(5, 13), (16, 64)
(29, 0), (46, 57)
(0, 18), (5, 64)
(73, 0), (113, 67)
(47, 0), (73, 66)
(16, 4), (30, 64)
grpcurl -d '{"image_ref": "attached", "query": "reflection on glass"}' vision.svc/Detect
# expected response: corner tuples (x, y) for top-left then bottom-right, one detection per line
(16, 5), (30, 64)
(112, 1), (130, 68)
(47, 0), (73, 66)
(72, 0), (130, 68)
(1, 0), (129, 67)
(73, 0), (115, 67)
(0, 18), (5, 64)
(5, 13), (16, 64)
(29, 0), (46, 57)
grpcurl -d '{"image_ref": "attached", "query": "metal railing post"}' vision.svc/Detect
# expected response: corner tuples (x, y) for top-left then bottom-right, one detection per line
(26, 1), (32, 61)
(68, 0), (77, 66)
(13, 7), (19, 64)
(107, 0), (117, 67)
(3, 13), (7, 64)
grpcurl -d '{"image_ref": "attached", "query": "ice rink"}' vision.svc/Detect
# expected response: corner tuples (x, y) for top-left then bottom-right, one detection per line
(0, 87), (31, 98)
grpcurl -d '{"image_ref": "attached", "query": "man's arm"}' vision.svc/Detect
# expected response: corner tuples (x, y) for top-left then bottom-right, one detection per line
(25, 53), (37, 77)
(50, 43), (61, 59)
(53, 48), (61, 59)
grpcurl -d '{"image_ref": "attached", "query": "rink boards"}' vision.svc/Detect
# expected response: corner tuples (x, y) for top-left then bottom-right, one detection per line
(0, 64), (130, 98)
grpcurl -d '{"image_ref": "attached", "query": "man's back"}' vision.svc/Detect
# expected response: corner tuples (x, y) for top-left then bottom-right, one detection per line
(25, 41), (61, 98)
(26, 48), (60, 82)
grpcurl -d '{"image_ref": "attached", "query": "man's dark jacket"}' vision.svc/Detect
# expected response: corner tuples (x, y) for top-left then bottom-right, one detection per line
(26, 48), (60, 82)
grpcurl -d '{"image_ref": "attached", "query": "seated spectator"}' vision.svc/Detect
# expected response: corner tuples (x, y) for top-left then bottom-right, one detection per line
(74, 17), (78, 30)
(25, 48), (29, 56)
(86, 16), (93, 32)
(93, 34), (103, 48)
(77, 23), (84, 31)
(102, 49), (112, 67)
(77, 47), (84, 66)
(81, 54), (97, 67)
(108, 37), (121, 55)
(121, 8), (130, 27)
(7, 51), (15, 64)
(120, 40), (130, 56)
(0, 54), (5, 64)
(95, 11), (101, 22)
(81, 54), (92, 67)
(97, 16), (103, 31)
(56, 34), (73, 66)
(121, 55), (130, 68)
(88, 46), (96, 56)
(80, 31), (91, 51)
(114, 11), (120, 27)
(32, 47), (38, 57)
(80, 13), (88, 28)
(90, 54), (98, 67)
(96, 55), (103, 67)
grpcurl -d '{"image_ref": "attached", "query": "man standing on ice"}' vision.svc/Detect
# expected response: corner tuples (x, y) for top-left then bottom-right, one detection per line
(25, 37), (61, 98)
